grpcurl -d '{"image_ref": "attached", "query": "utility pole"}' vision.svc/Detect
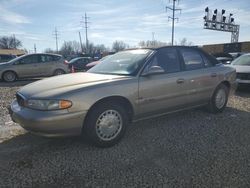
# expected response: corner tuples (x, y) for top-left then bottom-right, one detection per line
(152, 32), (155, 47)
(79, 32), (83, 53)
(166, 0), (181, 46)
(34, 44), (37, 53)
(53, 27), (59, 53)
(81, 13), (90, 54)
(13, 34), (16, 49)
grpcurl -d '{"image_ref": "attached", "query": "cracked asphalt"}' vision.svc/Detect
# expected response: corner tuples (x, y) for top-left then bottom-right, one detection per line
(0, 82), (250, 187)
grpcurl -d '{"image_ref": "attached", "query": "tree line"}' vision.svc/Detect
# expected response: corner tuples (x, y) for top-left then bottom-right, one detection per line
(0, 35), (193, 57)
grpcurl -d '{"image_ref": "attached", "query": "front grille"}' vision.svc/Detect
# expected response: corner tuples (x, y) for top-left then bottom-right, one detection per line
(236, 73), (250, 80)
(16, 93), (26, 106)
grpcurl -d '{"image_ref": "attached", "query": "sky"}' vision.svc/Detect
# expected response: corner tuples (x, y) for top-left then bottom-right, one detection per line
(0, 0), (250, 52)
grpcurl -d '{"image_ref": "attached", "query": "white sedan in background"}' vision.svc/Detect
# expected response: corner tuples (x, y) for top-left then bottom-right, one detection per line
(230, 53), (250, 84)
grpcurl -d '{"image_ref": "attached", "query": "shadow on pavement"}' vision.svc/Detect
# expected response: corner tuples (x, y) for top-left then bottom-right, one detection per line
(235, 84), (250, 98)
(0, 78), (42, 87)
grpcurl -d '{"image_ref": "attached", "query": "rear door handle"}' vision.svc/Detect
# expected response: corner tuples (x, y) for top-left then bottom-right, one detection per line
(211, 73), (217, 77)
(176, 78), (185, 84)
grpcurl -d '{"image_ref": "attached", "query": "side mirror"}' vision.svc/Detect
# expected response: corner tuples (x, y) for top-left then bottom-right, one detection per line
(142, 66), (165, 76)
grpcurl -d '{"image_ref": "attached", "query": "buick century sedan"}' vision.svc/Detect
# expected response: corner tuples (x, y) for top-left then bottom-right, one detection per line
(9, 46), (237, 147)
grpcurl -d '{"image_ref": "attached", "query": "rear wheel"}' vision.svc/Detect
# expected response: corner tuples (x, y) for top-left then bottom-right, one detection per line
(54, 69), (65, 76)
(84, 102), (129, 147)
(3, 71), (16, 82)
(208, 84), (229, 113)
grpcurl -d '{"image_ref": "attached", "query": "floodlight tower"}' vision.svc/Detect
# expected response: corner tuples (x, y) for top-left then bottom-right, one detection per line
(203, 7), (240, 43)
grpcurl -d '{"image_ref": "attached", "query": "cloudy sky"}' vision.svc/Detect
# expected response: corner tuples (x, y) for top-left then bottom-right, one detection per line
(0, 0), (250, 52)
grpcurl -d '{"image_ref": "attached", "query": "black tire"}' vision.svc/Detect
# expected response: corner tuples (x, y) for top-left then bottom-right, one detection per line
(207, 84), (229, 113)
(54, 69), (65, 76)
(2, 71), (17, 82)
(84, 102), (129, 147)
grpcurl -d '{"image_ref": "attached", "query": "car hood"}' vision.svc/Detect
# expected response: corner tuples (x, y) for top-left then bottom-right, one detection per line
(18, 72), (130, 98)
(229, 65), (250, 73)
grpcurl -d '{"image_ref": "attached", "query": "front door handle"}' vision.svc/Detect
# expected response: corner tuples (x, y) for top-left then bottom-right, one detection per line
(211, 73), (217, 77)
(176, 78), (185, 84)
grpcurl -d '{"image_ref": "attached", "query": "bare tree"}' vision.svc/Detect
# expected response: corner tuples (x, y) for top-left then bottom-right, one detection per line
(112, 40), (128, 52)
(0, 36), (22, 49)
(138, 40), (169, 48)
(179, 38), (193, 46)
(44, 48), (56, 53)
(59, 41), (81, 56)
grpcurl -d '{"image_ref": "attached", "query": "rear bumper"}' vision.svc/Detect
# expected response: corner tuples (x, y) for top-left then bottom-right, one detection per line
(9, 100), (87, 137)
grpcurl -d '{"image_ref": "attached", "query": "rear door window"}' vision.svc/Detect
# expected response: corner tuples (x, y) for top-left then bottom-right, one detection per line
(180, 49), (204, 70)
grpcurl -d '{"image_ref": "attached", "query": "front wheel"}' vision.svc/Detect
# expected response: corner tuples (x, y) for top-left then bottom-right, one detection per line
(3, 71), (17, 82)
(208, 84), (229, 113)
(54, 69), (65, 76)
(84, 102), (129, 147)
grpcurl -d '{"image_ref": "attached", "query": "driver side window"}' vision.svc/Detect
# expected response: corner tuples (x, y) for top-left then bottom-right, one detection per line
(19, 55), (39, 65)
(144, 48), (181, 74)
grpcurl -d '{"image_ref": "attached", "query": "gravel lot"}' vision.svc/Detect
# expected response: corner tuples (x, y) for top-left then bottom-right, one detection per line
(0, 81), (250, 187)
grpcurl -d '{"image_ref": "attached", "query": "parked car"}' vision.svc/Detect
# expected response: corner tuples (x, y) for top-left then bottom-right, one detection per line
(85, 55), (112, 70)
(213, 53), (233, 64)
(9, 46), (237, 147)
(68, 57), (92, 72)
(229, 52), (245, 59)
(229, 53), (250, 84)
(0, 53), (69, 82)
(0, 54), (17, 63)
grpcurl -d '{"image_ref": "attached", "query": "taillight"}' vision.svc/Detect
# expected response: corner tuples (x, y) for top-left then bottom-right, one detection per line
(64, 60), (69, 65)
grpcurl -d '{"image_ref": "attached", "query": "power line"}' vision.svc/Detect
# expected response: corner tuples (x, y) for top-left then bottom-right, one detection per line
(166, 0), (181, 46)
(53, 27), (59, 53)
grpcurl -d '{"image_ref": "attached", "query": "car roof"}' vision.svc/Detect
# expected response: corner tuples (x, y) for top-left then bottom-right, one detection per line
(125, 45), (199, 51)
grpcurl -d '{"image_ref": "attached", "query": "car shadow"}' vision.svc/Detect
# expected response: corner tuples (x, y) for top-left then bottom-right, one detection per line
(0, 78), (42, 87)
(0, 106), (250, 186)
(235, 84), (250, 98)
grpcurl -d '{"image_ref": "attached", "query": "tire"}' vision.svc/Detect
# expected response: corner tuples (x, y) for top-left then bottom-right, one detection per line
(2, 71), (17, 82)
(54, 69), (65, 76)
(207, 84), (229, 113)
(84, 102), (129, 147)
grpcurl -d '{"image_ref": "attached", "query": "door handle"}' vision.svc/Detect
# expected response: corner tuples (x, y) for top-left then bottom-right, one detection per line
(176, 78), (185, 84)
(211, 73), (217, 77)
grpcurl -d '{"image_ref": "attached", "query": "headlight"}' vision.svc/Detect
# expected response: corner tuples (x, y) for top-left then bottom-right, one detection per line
(26, 99), (72, 111)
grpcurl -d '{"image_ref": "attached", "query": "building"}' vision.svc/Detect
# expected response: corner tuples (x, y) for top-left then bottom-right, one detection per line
(0, 49), (26, 56)
(202, 41), (250, 54)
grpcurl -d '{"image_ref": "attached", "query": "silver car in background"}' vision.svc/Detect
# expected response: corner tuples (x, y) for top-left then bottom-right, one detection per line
(229, 53), (250, 84)
(0, 53), (69, 82)
(9, 46), (237, 147)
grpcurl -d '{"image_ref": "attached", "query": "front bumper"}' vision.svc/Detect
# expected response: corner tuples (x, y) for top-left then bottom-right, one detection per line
(9, 100), (87, 137)
(236, 79), (250, 84)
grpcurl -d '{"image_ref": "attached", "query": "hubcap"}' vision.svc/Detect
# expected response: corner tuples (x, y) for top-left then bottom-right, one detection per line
(215, 89), (226, 109)
(95, 110), (122, 141)
(4, 72), (15, 82)
(55, 70), (63, 75)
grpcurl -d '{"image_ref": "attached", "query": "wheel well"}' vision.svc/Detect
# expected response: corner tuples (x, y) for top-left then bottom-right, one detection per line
(85, 96), (134, 123)
(221, 81), (230, 89)
(2, 70), (18, 79)
(54, 69), (65, 74)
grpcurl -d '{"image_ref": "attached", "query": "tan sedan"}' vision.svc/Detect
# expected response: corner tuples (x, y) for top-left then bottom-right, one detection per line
(0, 53), (69, 82)
(9, 46), (237, 147)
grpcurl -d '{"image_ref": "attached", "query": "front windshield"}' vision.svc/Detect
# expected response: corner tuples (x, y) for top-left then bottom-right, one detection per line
(88, 49), (152, 75)
(232, 55), (250, 66)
